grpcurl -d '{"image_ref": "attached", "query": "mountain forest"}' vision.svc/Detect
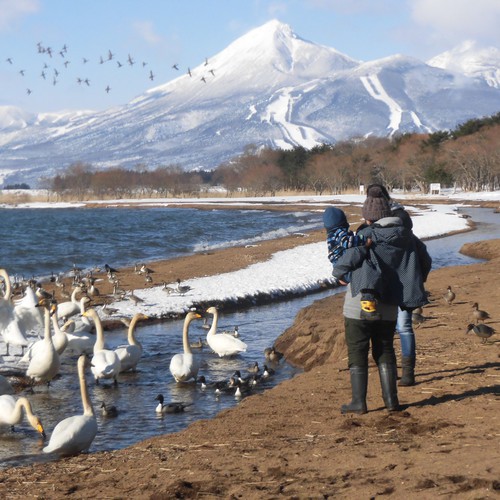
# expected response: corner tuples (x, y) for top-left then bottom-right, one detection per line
(29, 112), (500, 200)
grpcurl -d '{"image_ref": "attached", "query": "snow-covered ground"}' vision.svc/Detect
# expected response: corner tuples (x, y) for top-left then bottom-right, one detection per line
(55, 190), (495, 319)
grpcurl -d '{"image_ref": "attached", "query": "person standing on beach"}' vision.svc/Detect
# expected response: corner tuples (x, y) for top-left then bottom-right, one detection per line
(358, 185), (432, 386)
(332, 186), (430, 414)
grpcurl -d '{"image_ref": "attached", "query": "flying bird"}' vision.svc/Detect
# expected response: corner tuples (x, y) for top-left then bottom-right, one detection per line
(6, 57), (13, 64)
(201, 76), (206, 83)
(26, 89), (32, 95)
(187, 67), (192, 77)
(105, 85), (111, 93)
(149, 70), (154, 81)
(127, 54), (134, 66)
(107, 49), (114, 60)
(172, 63), (179, 70)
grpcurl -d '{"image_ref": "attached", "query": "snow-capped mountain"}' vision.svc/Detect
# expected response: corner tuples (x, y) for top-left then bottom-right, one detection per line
(0, 20), (499, 187)
(427, 40), (500, 88)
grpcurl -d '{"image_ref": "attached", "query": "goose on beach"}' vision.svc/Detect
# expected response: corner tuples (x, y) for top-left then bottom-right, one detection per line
(114, 312), (149, 372)
(169, 311), (202, 383)
(205, 306), (247, 357)
(25, 303), (60, 385)
(83, 309), (121, 385)
(0, 394), (45, 437)
(472, 303), (491, 324)
(466, 323), (496, 343)
(43, 355), (98, 456)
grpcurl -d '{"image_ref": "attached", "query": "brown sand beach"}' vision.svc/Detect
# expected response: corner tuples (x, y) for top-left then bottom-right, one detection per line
(0, 200), (499, 499)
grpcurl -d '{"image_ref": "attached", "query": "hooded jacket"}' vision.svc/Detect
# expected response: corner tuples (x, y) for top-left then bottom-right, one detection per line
(332, 217), (431, 309)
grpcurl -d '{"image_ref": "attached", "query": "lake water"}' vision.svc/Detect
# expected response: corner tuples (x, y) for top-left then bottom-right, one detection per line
(0, 205), (498, 469)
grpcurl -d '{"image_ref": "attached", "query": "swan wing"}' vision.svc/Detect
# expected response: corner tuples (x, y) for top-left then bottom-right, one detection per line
(91, 350), (121, 379)
(115, 345), (141, 372)
(207, 333), (247, 357)
(43, 415), (97, 455)
(26, 345), (60, 382)
(169, 353), (199, 382)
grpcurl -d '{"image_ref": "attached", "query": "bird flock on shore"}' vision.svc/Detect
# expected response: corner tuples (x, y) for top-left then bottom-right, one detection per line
(0, 265), (285, 458)
(4, 41), (217, 99)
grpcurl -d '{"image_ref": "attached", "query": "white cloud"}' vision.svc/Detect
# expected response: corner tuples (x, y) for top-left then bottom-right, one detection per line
(133, 20), (163, 45)
(0, 0), (39, 31)
(410, 0), (500, 46)
(305, 0), (400, 15)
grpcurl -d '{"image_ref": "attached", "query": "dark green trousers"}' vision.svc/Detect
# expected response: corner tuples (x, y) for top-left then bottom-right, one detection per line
(344, 317), (397, 367)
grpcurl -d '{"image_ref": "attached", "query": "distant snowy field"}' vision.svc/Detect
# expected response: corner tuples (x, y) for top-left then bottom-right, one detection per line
(3, 190), (494, 319)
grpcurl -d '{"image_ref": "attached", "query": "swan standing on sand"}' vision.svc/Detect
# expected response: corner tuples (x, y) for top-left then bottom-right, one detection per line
(43, 355), (97, 456)
(114, 312), (149, 372)
(25, 302), (60, 385)
(0, 269), (29, 353)
(0, 394), (46, 436)
(83, 309), (121, 385)
(205, 307), (247, 357)
(169, 311), (202, 382)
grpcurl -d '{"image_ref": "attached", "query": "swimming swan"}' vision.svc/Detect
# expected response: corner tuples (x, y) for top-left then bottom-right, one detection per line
(84, 308), (121, 384)
(0, 394), (45, 437)
(205, 306), (247, 357)
(169, 311), (201, 383)
(43, 355), (97, 456)
(114, 312), (149, 372)
(25, 304), (60, 385)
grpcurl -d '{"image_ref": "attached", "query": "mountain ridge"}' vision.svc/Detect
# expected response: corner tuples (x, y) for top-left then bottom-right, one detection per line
(0, 20), (499, 187)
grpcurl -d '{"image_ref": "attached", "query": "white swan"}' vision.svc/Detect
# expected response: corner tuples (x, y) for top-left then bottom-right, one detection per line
(0, 394), (45, 436)
(0, 269), (29, 352)
(20, 303), (68, 362)
(0, 374), (15, 395)
(13, 285), (44, 333)
(169, 311), (201, 383)
(84, 309), (121, 384)
(205, 306), (247, 357)
(114, 312), (148, 372)
(43, 354), (97, 456)
(57, 287), (88, 320)
(25, 304), (60, 385)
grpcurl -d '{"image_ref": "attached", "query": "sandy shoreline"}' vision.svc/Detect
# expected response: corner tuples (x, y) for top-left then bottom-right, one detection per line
(0, 199), (499, 499)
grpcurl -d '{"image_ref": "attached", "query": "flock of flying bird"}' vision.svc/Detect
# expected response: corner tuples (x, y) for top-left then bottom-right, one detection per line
(5, 41), (216, 98)
(0, 266), (283, 458)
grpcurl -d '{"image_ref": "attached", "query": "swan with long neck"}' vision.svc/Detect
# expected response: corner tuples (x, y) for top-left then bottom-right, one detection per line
(169, 311), (201, 382)
(0, 394), (45, 437)
(57, 287), (88, 320)
(114, 312), (149, 372)
(26, 303), (60, 384)
(205, 306), (247, 357)
(0, 268), (29, 352)
(84, 308), (121, 384)
(43, 354), (97, 456)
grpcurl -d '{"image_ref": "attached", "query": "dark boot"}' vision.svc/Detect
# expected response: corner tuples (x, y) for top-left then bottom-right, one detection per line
(341, 366), (368, 415)
(398, 356), (416, 386)
(378, 363), (400, 411)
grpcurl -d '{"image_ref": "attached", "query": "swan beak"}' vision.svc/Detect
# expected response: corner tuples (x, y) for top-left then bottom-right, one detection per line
(49, 303), (58, 317)
(37, 423), (46, 438)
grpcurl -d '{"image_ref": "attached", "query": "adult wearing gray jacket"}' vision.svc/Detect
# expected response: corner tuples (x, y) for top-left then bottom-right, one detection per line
(332, 186), (430, 414)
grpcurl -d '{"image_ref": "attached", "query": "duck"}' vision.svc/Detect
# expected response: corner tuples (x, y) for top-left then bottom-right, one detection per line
(114, 312), (149, 372)
(0, 394), (45, 437)
(154, 394), (191, 414)
(83, 309), (121, 385)
(472, 303), (491, 324)
(100, 401), (118, 418)
(411, 311), (427, 328)
(205, 307), (247, 357)
(262, 364), (275, 379)
(43, 355), (98, 456)
(189, 337), (204, 349)
(25, 303), (60, 385)
(264, 346), (284, 363)
(443, 286), (456, 305)
(196, 375), (232, 393)
(128, 290), (144, 305)
(0, 374), (14, 395)
(466, 323), (496, 343)
(169, 311), (202, 383)
(175, 279), (192, 295)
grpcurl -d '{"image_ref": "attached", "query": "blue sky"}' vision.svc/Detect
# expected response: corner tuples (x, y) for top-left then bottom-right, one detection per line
(1, 0), (499, 114)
